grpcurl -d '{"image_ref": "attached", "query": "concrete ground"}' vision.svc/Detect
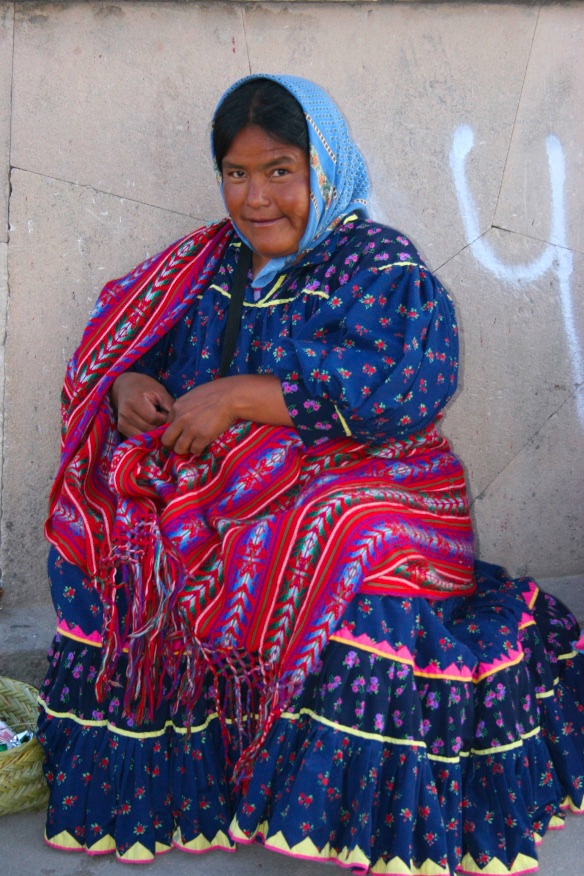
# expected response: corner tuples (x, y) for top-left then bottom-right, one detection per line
(0, 807), (582, 876)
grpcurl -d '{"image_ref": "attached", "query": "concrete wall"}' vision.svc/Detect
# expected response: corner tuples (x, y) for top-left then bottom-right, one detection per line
(0, 1), (583, 610)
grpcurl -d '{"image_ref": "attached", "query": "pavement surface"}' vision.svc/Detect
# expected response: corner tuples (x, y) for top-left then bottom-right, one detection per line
(0, 808), (583, 876)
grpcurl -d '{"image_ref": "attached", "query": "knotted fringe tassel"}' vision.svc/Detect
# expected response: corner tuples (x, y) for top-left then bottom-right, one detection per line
(95, 512), (305, 784)
(177, 634), (303, 788)
(96, 515), (188, 724)
(94, 556), (125, 705)
(231, 664), (304, 788)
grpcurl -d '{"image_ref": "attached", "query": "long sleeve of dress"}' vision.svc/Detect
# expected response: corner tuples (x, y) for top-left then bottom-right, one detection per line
(120, 222), (459, 450)
(272, 257), (458, 447)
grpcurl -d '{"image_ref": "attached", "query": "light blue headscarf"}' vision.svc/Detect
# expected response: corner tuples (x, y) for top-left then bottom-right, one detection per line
(212, 74), (370, 288)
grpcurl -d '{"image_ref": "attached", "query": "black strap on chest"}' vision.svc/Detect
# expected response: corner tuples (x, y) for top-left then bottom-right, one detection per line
(219, 243), (252, 378)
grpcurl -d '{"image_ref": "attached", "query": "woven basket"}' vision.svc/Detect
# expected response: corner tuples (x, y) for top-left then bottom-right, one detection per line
(0, 677), (49, 816)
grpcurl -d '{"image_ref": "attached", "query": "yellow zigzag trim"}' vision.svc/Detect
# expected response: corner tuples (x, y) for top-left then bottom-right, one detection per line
(45, 830), (171, 860)
(563, 794), (584, 814)
(231, 821), (448, 875)
(87, 835), (116, 854)
(173, 828), (233, 852)
(45, 829), (84, 851)
(120, 840), (172, 861)
(117, 841), (154, 862)
(459, 851), (538, 874)
(370, 857), (449, 875)
(249, 827), (370, 871)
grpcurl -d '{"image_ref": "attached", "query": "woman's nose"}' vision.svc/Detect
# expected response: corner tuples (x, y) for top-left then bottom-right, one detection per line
(246, 176), (270, 208)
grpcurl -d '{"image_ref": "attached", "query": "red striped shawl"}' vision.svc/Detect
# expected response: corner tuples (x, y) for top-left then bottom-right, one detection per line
(45, 219), (474, 781)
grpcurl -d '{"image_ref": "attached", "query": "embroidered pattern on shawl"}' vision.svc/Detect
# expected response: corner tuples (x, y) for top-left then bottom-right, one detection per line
(46, 219), (232, 572)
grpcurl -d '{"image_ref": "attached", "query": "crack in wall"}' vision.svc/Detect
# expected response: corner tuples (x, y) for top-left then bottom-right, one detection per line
(451, 124), (584, 428)
(469, 383), (583, 508)
(241, 4), (252, 75)
(0, 3), (16, 600)
(491, 4), (541, 228)
(435, 223), (580, 275)
(490, 224), (584, 256)
(8, 165), (212, 224)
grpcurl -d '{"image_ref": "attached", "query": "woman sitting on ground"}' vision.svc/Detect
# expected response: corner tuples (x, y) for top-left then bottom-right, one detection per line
(39, 74), (584, 874)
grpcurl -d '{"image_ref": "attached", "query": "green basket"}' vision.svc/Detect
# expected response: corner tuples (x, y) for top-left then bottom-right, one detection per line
(0, 676), (49, 816)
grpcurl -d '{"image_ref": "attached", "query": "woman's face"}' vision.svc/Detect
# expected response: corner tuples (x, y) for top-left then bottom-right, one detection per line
(221, 125), (310, 275)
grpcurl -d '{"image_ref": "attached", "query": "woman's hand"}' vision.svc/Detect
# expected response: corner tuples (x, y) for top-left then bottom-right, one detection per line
(162, 374), (293, 456)
(110, 372), (174, 438)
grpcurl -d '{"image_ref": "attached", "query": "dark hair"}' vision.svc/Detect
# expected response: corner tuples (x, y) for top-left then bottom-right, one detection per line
(212, 78), (309, 170)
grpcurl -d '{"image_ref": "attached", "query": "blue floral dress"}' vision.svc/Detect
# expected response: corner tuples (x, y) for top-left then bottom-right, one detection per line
(38, 218), (584, 873)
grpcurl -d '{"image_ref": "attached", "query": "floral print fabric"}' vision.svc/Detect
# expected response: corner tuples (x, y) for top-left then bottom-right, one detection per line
(39, 556), (584, 871)
(131, 217), (458, 447)
(38, 218), (584, 871)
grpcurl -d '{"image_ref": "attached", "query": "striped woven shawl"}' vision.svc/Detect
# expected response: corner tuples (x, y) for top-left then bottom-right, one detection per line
(45, 219), (474, 780)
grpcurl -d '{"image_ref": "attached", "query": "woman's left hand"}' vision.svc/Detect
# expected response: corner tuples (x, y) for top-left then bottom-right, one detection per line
(162, 374), (293, 456)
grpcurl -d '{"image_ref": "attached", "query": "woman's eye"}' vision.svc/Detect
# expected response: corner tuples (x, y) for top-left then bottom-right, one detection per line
(272, 168), (290, 178)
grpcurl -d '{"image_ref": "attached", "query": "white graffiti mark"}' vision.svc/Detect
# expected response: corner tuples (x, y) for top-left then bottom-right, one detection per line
(450, 125), (584, 425)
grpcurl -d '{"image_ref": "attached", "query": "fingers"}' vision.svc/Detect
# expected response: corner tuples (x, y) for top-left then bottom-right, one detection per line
(160, 385), (233, 455)
(111, 373), (176, 438)
(115, 379), (237, 454)
(118, 405), (169, 438)
(152, 387), (174, 415)
(161, 415), (215, 456)
(160, 418), (186, 452)
(117, 391), (171, 438)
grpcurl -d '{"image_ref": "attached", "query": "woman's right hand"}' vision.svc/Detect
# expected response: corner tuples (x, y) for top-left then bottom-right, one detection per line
(110, 372), (174, 438)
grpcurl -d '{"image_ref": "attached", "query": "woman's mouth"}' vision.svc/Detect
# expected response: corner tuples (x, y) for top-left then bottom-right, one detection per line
(246, 217), (283, 226)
